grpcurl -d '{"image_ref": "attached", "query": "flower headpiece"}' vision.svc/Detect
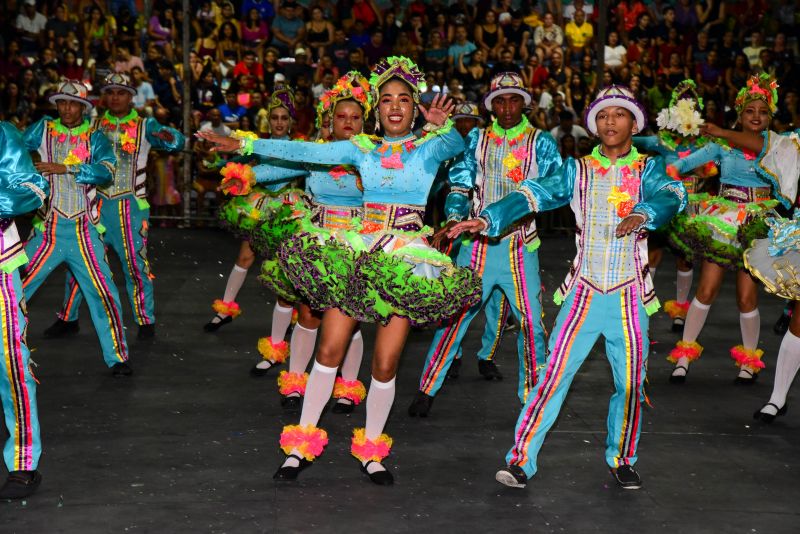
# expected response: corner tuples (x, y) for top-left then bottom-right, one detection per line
(267, 84), (296, 120)
(315, 71), (372, 129)
(735, 73), (779, 116)
(369, 56), (426, 104)
(668, 79), (703, 110)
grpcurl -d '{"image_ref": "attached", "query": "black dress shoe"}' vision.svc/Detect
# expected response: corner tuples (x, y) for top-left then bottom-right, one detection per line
(669, 365), (689, 384)
(273, 455), (312, 480)
(408, 391), (434, 417)
(43, 319), (79, 339)
(0, 470), (42, 499)
(137, 324), (155, 339)
(774, 313), (791, 335)
(446, 358), (461, 380)
(753, 402), (788, 423)
(281, 395), (302, 409)
(495, 465), (527, 488)
(671, 317), (685, 333)
(332, 399), (355, 414)
(610, 465), (642, 490)
(203, 315), (232, 332)
(734, 369), (758, 385)
(478, 360), (503, 380)
(360, 461), (393, 485)
(249, 362), (274, 377)
(111, 362), (133, 377)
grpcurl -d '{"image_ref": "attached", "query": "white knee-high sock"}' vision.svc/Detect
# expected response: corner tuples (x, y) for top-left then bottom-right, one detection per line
(683, 298), (711, 344)
(740, 309), (760, 350)
(283, 361), (338, 468)
(673, 298), (712, 374)
(363, 376), (396, 474)
(288, 325), (318, 376)
(340, 331), (364, 382)
(213, 265), (248, 321)
(270, 303), (294, 344)
(676, 270), (693, 304)
(765, 331), (800, 413)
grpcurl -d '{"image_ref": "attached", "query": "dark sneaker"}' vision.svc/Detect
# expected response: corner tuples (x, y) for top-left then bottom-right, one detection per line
(111, 362), (133, 377)
(495, 465), (527, 488)
(478, 360), (504, 380)
(611, 465), (642, 490)
(407, 391), (434, 417)
(43, 319), (79, 339)
(0, 470), (42, 499)
(445, 358), (461, 380)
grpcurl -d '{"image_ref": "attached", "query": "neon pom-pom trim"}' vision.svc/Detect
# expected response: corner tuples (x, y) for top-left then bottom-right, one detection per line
(664, 300), (690, 319)
(257, 337), (290, 363)
(667, 340), (703, 363)
(220, 162), (256, 196)
(212, 299), (241, 318)
(333, 377), (367, 404)
(350, 428), (392, 463)
(730, 345), (766, 371)
(280, 424), (328, 460)
(278, 371), (308, 396)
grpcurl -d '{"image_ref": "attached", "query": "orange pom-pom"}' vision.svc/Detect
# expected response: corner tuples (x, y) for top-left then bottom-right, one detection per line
(280, 425), (328, 460)
(257, 337), (290, 363)
(333, 377), (367, 404)
(277, 371), (308, 396)
(220, 162), (256, 196)
(350, 428), (392, 463)
(212, 299), (241, 318)
(730, 345), (765, 372)
(667, 341), (703, 363)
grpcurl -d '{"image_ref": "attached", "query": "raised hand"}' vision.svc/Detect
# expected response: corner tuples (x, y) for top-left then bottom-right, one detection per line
(615, 213), (646, 238)
(195, 131), (241, 153)
(700, 122), (723, 139)
(447, 218), (487, 239)
(419, 93), (455, 127)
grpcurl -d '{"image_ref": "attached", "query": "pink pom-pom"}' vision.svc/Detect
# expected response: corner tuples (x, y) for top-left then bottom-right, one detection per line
(279, 425), (329, 460)
(333, 377), (367, 404)
(350, 428), (392, 463)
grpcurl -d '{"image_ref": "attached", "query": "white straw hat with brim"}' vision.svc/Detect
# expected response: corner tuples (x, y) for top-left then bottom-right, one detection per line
(452, 102), (485, 123)
(102, 72), (137, 95)
(483, 72), (531, 109)
(48, 80), (93, 109)
(584, 85), (647, 136)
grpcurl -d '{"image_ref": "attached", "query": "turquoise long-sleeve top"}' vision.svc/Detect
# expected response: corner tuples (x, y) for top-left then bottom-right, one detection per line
(445, 120), (562, 223)
(0, 122), (49, 218)
(672, 139), (782, 202)
(24, 117), (115, 186)
(249, 121), (464, 206)
(253, 159), (363, 207)
(633, 135), (702, 166)
(480, 153), (686, 237)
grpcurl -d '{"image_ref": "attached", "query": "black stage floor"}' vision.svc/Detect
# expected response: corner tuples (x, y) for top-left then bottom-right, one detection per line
(3, 227), (799, 533)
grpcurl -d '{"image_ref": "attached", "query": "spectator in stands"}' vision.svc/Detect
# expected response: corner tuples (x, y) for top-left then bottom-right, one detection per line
(45, 3), (78, 52)
(742, 30), (766, 69)
(364, 28), (391, 66)
(628, 12), (652, 45)
(284, 48), (314, 84)
(773, 89), (798, 132)
(564, 8), (594, 67)
(200, 108), (231, 136)
(59, 49), (85, 81)
(560, 133), (576, 158)
(696, 0), (727, 42)
(232, 50), (264, 83)
(658, 27), (684, 70)
(458, 48), (489, 102)
(1, 82), (32, 125)
(352, 0), (383, 30)
(725, 53), (751, 100)
(217, 21), (241, 78)
(131, 66), (157, 114)
(626, 34), (651, 66)
(771, 33), (795, 87)
(565, 72), (589, 118)
(604, 31), (627, 73)
(674, 0), (699, 34)
(312, 70), (335, 100)
(491, 48), (522, 77)
(116, 6), (140, 56)
(114, 45), (145, 74)
(448, 25), (477, 70)
(348, 49), (369, 78)
(242, 0), (275, 22)
(16, 0), (47, 56)
(329, 29), (351, 73)
(579, 55), (597, 94)
(504, 10), (530, 62)
(306, 6), (334, 61)
(271, 0), (305, 56)
(425, 31), (449, 75)
(687, 30), (711, 66)
(564, 0), (594, 20)
(663, 51), (689, 88)
(615, 0), (647, 36)
(522, 54), (549, 90)
(533, 12), (563, 63)
(646, 73), (670, 115)
(147, 5), (175, 62)
(241, 8), (269, 60)
(153, 59), (183, 123)
(475, 10), (504, 61)
(550, 109), (589, 143)
(218, 90), (246, 128)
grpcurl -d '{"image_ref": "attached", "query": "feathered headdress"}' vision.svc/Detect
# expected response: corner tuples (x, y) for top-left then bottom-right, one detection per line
(267, 84), (296, 120)
(315, 71), (372, 128)
(735, 73), (779, 116)
(368, 56), (426, 104)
